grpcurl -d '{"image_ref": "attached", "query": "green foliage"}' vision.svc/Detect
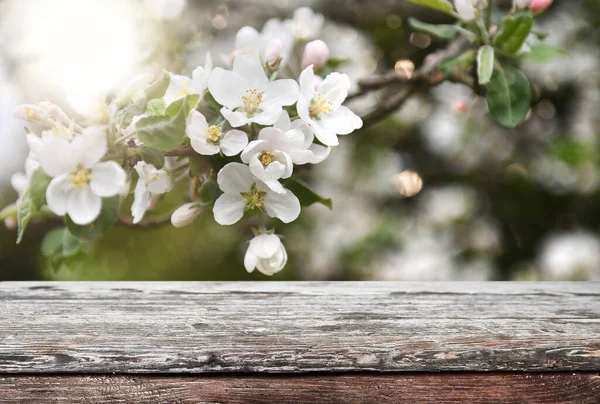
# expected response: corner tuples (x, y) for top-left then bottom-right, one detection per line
(485, 65), (531, 128)
(404, 0), (455, 16)
(283, 177), (332, 209)
(477, 45), (495, 85)
(0, 203), (17, 221)
(136, 95), (199, 152)
(522, 45), (569, 63)
(66, 196), (121, 241)
(16, 168), (52, 243)
(144, 70), (171, 101)
(408, 18), (459, 39)
(146, 99), (167, 116)
(139, 147), (166, 169)
(41, 227), (84, 258)
(493, 12), (533, 55)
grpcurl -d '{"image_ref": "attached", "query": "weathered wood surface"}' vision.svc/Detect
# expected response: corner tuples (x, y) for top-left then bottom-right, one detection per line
(1, 373), (600, 404)
(1, 282), (599, 373)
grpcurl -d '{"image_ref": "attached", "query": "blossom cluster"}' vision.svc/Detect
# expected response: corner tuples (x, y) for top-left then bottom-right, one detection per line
(8, 7), (362, 276)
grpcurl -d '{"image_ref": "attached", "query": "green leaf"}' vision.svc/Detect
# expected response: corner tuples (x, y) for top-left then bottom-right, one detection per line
(41, 227), (83, 258)
(136, 96), (196, 152)
(283, 177), (332, 209)
(493, 12), (533, 55)
(66, 195), (121, 241)
(165, 94), (200, 117)
(404, 0), (455, 16)
(139, 147), (166, 169)
(16, 168), (52, 243)
(477, 45), (495, 85)
(522, 45), (569, 63)
(16, 191), (33, 244)
(485, 66), (531, 128)
(146, 98), (167, 116)
(144, 70), (171, 101)
(408, 18), (459, 39)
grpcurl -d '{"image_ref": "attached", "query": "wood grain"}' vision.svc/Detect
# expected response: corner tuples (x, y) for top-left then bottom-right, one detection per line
(1, 282), (599, 373)
(1, 373), (600, 403)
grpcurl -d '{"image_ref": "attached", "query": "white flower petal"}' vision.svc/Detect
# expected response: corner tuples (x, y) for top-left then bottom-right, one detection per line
(264, 189), (301, 223)
(38, 137), (77, 177)
(232, 54), (269, 90)
(307, 143), (331, 164)
(132, 181), (151, 224)
(250, 108), (285, 126)
(299, 65), (316, 100)
(455, 0), (476, 20)
(11, 172), (28, 196)
(311, 121), (339, 146)
(217, 162), (255, 193)
(263, 160), (286, 180)
(66, 187), (102, 225)
(281, 129), (305, 151)
(46, 174), (71, 215)
(220, 130), (248, 156)
(221, 107), (251, 128)
(273, 110), (291, 131)
(320, 105), (363, 135)
(241, 140), (268, 163)
(262, 179), (286, 194)
(147, 171), (172, 194)
(74, 127), (108, 168)
(191, 137), (220, 155)
(190, 53), (213, 94)
(261, 79), (300, 109)
(249, 234), (281, 259)
(186, 110), (209, 140)
(244, 250), (258, 272)
(164, 74), (192, 105)
(235, 26), (262, 54)
(256, 244), (287, 275)
(213, 193), (245, 225)
(90, 161), (127, 197)
(317, 72), (351, 110)
(208, 68), (247, 109)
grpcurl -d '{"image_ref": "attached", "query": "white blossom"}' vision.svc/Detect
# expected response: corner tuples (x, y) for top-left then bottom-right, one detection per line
(11, 157), (40, 198)
(186, 111), (248, 156)
(163, 53), (213, 105)
(171, 202), (201, 227)
(455, 0), (477, 21)
(297, 65), (362, 146)
(233, 20), (294, 67)
(38, 127), (127, 225)
(209, 54), (300, 127)
(244, 233), (287, 275)
(302, 40), (330, 71)
(213, 163), (300, 225)
(144, 0), (187, 19)
(285, 7), (324, 40)
(273, 111), (330, 165)
(131, 161), (172, 224)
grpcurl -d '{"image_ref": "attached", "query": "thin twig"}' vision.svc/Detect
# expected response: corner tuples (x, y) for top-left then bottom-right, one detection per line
(165, 147), (198, 157)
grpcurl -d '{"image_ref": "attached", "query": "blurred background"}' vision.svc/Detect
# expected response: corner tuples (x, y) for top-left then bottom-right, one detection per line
(1, 0), (600, 281)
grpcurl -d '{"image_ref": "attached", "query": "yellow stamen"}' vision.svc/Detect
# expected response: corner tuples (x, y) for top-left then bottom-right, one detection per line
(241, 184), (266, 211)
(309, 95), (333, 118)
(260, 151), (275, 167)
(242, 89), (263, 116)
(206, 125), (223, 144)
(68, 167), (91, 190)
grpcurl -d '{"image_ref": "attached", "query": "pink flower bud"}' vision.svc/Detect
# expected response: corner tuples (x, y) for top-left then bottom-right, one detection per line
(171, 203), (201, 228)
(531, 0), (552, 13)
(302, 40), (330, 71)
(452, 100), (469, 113)
(4, 217), (16, 230)
(265, 39), (282, 68)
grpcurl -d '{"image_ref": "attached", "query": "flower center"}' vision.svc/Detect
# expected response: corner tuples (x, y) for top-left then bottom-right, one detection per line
(308, 95), (333, 118)
(241, 184), (266, 211)
(68, 166), (91, 190)
(49, 123), (75, 141)
(175, 81), (191, 98)
(242, 89), (263, 116)
(206, 125), (223, 144)
(260, 151), (275, 167)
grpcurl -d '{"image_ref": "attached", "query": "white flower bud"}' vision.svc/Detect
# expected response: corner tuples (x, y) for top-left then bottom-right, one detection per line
(171, 203), (201, 228)
(301, 40), (330, 71)
(265, 39), (283, 68)
(454, 0), (476, 21)
(244, 233), (287, 276)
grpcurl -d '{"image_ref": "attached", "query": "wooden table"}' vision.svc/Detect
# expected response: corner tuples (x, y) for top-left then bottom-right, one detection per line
(1, 282), (599, 403)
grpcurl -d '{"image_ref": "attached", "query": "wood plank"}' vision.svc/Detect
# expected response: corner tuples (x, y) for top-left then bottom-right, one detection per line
(1, 282), (599, 373)
(1, 373), (599, 403)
